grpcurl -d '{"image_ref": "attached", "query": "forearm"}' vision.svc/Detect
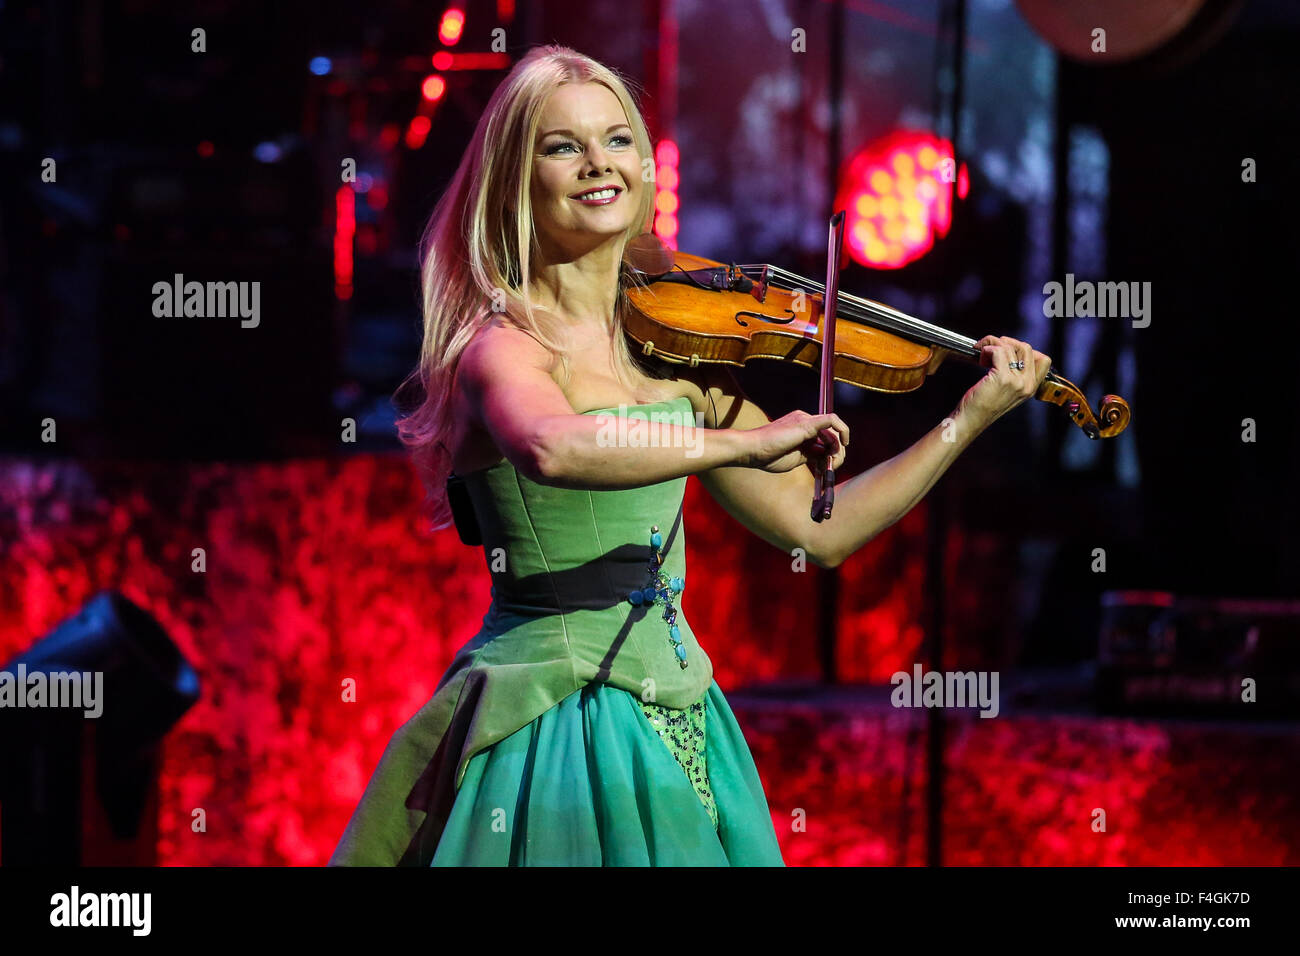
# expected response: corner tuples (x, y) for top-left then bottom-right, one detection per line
(812, 405), (990, 567)
(535, 415), (750, 490)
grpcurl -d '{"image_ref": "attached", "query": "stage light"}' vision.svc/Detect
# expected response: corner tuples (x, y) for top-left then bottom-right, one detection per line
(439, 7), (465, 45)
(309, 56), (331, 76)
(654, 139), (680, 250)
(429, 51), (511, 71)
(196, 140), (214, 158)
(836, 129), (969, 269)
(404, 115), (431, 150)
(253, 141), (283, 163)
(655, 191), (678, 215)
(335, 185), (355, 300)
(422, 74), (446, 101)
(0, 591), (199, 864)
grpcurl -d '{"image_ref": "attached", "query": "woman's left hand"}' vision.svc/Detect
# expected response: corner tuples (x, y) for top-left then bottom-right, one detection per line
(955, 334), (1052, 428)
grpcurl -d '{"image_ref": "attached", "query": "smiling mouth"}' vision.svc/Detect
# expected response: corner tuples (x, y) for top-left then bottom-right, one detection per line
(569, 186), (622, 202)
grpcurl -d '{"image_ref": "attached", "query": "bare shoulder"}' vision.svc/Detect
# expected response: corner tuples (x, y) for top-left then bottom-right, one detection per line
(462, 316), (553, 369)
(459, 318), (554, 395)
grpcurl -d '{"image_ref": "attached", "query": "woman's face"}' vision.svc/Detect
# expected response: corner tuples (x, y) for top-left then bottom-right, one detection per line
(530, 82), (643, 258)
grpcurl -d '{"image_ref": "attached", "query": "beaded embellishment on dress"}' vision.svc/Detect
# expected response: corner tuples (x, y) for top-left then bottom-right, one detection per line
(638, 695), (717, 829)
(625, 524), (688, 667)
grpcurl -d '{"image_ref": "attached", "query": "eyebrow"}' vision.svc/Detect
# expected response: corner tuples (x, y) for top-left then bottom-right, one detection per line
(538, 123), (632, 139)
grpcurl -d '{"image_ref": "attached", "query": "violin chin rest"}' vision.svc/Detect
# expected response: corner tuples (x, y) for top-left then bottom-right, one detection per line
(623, 232), (675, 277)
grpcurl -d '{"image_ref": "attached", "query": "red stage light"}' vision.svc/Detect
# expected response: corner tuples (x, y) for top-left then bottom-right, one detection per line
(653, 139), (681, 251)
(421, 74), (446, 101)
(439, 8), (465, 45)
(654, 213), (678, 237)
(334, 185), (355, 300)
(835, 130), (969, 269)
(405, 115), (432, 150)
(655, 140), (679, 167)
(196, 140), (214, 158)
(431, 52), (509, 71)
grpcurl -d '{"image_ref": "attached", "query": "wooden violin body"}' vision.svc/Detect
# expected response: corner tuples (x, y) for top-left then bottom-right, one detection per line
(621, 242), (1130, 440)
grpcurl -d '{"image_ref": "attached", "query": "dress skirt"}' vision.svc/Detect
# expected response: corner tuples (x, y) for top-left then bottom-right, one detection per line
(428, 679), (786, 866)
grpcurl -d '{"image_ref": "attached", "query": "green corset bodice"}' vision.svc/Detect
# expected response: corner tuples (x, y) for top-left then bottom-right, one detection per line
(441, 395), (714, 790)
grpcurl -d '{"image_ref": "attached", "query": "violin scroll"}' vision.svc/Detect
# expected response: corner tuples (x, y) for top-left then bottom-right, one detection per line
(1039, 370), (1132, 440)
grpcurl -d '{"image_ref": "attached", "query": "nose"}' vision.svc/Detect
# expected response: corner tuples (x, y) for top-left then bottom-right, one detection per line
(582, 140), (612, 175)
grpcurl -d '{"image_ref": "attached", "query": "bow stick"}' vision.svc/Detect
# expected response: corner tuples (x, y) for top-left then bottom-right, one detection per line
(812, 210), (845, 522)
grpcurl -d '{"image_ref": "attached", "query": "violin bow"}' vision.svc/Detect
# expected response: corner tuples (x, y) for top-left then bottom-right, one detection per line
(812, 210), (846, 522)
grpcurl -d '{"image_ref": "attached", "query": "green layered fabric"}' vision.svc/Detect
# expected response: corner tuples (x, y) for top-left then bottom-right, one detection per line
(328, 397), (784, 866)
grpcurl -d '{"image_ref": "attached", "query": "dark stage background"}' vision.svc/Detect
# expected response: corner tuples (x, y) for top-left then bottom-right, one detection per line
(1, 0), (1298, 865)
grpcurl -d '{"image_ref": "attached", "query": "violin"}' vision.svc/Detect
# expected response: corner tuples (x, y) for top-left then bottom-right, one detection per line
(448, 222), (1132, 543)
(620, 231), (1131, 445)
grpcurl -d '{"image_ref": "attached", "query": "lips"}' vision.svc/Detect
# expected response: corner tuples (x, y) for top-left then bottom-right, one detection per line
(569, 185), (623, 200)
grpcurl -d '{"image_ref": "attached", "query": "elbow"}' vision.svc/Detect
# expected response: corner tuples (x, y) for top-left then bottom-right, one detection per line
(520, 419), (561, 485)
(801, 536), (843, 570)
(811, 549), (843, 570)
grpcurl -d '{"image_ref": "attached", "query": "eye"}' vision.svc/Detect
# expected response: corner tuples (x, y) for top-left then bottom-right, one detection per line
(544, 134), (634, 156)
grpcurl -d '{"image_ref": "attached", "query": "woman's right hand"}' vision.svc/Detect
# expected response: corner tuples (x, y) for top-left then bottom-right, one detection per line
(744, 410), (849, 474)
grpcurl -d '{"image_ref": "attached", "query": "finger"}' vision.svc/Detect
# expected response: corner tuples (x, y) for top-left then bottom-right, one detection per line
(1034, 349), (1052, 384)
(814, 415), (848, 450)
(1020, 342), (1035, 388)
(827, 414), (849, 448)
(983, 340), (1014, 370)
(988, 344), (1009, 378)
(1003, 340), (1024, 374)
(834, 414), (849, 447)
(1001, 342), (1018, 374)
(974, 335), (1001, 367)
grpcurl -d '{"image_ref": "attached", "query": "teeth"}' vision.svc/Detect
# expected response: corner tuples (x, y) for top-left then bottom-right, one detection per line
(575, 188), (617, 200)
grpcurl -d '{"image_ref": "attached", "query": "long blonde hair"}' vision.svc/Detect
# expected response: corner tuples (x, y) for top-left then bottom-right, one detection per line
(394, 44), (659, 532)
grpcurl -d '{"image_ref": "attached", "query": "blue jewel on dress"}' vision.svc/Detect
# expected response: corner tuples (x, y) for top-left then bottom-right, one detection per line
(625, 524), (688, 668)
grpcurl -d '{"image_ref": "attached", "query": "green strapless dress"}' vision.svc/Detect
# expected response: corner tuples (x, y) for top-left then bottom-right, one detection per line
(328, 396), (784, 866)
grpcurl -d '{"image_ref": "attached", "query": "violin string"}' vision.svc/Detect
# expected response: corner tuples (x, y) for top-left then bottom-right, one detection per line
(754, 264), (977, 354)
(738, 264), (980, 356)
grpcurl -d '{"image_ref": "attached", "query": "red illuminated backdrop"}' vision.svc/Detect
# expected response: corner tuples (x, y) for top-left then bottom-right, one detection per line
(0, 457), (1296, 865)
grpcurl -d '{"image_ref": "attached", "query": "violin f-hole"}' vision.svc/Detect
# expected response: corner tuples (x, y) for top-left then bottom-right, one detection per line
(734, 308), (797, 327)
